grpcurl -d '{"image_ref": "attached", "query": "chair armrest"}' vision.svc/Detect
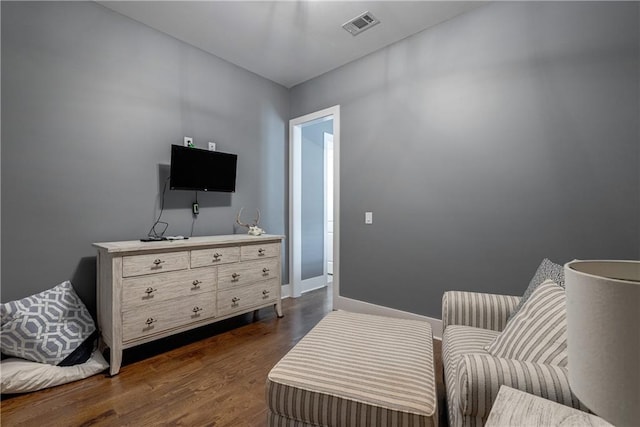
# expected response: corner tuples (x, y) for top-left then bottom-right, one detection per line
(442, 291), (520, 332)
(456, 354), (587, 419)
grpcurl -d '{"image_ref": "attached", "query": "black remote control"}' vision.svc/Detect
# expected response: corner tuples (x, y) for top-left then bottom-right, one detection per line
(140, 237), (168, 242)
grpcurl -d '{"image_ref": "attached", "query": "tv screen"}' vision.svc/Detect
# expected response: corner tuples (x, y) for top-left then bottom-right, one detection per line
(170, 145), (237, 192)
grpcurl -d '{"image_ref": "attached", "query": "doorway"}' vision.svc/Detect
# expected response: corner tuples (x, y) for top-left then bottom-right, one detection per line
(289, 105), (340, 308)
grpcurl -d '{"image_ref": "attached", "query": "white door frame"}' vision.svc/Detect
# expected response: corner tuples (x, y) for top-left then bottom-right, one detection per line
(289, 105), (340, 303)
(323, 132), (334, 280)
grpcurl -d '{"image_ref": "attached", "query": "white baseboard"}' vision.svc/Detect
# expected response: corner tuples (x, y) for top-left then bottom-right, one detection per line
(281, 283), (291, 299)
(301, 275), (328, 294)
(281, 276), (328, 299)
(280, 286), (443, 339)
(334, 296), (443, 340)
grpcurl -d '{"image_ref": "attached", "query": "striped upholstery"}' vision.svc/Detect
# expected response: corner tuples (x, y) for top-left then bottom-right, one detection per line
(456, 354), (587, 419)
(442, 291), (520, 332)
(485, 280), (568, 366)
(266, 310), (437, 427)
(442, 290), (584, 427)
(442, 325), (500, 427)
(268, 412), (314, 427)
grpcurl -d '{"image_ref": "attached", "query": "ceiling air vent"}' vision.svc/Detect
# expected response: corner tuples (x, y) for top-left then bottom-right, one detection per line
(342, 11), (380, 36)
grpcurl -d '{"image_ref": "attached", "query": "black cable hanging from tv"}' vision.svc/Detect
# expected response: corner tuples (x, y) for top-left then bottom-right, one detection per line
(190, 191), (198, 238)
(146, 176), (170, 240)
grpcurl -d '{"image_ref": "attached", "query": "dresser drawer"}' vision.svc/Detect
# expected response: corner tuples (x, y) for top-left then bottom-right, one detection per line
(122, 251), (189, 278)
(217, 279), (279, 317)
(122, 292), (215, 342)
(218, 259), (279, 290)
(191, 246), (240, 268)
(240, 243), (280, 261)
(122, 267), (217, 309)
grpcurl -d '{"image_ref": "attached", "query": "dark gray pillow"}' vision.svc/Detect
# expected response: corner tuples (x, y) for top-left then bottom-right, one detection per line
(508, 258), (565, 321)
(1, 281), (96, 365)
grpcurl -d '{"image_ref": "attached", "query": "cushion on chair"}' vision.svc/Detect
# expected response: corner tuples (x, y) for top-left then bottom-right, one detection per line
(1, 281), (97, 365)
(508, 258), (564, 321)
(485, 280), (567, 366)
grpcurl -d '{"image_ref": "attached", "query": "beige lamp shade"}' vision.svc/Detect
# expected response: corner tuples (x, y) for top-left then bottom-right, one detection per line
(565, 260), (640, 427)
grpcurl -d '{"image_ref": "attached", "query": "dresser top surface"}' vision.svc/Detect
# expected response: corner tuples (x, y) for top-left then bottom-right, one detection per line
(93, 234), (285, 254)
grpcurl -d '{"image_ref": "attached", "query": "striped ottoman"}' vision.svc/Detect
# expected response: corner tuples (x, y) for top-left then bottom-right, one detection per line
(266, 310), (437, 427)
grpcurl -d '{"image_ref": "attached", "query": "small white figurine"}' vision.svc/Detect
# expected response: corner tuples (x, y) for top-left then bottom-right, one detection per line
(236, 207), (265, 236)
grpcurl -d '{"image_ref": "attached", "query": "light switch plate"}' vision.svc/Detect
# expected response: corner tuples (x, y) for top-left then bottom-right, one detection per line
(365, 211), (373, 224)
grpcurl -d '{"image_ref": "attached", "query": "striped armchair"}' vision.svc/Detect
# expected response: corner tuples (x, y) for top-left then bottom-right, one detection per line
(441, 291), (586, 427)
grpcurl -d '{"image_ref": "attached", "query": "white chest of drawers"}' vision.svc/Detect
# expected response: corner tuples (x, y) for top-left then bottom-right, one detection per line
(93, 234), (284, 375)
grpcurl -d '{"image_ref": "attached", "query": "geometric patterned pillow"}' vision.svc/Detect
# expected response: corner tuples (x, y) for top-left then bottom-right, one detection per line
(508, 258), (565, 321)
(486, 280), (568, 366)
(1, 281), (96, 365)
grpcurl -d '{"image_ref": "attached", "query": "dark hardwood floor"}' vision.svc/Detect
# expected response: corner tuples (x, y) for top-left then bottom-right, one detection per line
(1, 287), (445, 426)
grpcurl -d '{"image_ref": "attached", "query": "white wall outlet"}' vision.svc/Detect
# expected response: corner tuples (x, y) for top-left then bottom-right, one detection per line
(365, 211), (373, 224)
(183, 136), (193, 147)
(208, 142), (216, 151)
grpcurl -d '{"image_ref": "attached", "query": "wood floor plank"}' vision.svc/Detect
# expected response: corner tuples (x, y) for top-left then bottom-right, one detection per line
(1, 287), (445, 426)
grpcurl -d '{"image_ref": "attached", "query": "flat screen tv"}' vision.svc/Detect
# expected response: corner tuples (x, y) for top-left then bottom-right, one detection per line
(170, 145), (237, 192)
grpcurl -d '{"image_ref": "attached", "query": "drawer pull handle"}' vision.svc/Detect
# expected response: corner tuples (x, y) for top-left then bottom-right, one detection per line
(145, 317), (157, 325)
(258, 248), (266, 256)
(213, 253), (222, 261)
(262, 268), (270, 274)
(262, 290), (270, 295)
(232, 273), (241, 280)
(192, 280), (202, 289)
(144, 287), (157, 295)
(153, 259), (165, 266)
(192, 306), (203, 313)
(231, 297), (240, 306)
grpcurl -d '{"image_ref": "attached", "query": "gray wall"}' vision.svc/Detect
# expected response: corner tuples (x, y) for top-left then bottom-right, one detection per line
(3, 1), (639, 322)
(291, 2), (640, 318)
(301, 119), (333, 279)
(1, 2), (289, 314)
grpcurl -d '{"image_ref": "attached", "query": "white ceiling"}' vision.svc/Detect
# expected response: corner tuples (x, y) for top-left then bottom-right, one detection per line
(98, 1), (485, 88)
